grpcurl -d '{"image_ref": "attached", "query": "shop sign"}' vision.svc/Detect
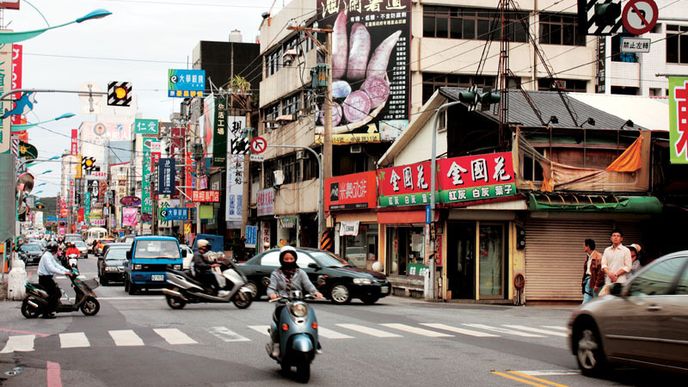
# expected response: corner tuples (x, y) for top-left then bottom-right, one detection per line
(168, 69), (205, 98)
(90, 219), (106, 226)
(192, 190), (220, 203)
(120, 195), (141, 206)
(257, 188), (275, 217)
(669, 77), (688, 164)
(407, 263), (428, 276)
(245, 225), (257, 248)
(260, 221), (271, 251)
(158, 158), (175, 195)
(225, 154), (244, 223)
(199, 205), (214, 220)
(279, 216), (297, 229)
(377, 161), (433, 207)
(436, 152), (517, 204)
(325, 171), (376, 210)
(339, 221), (360, 236)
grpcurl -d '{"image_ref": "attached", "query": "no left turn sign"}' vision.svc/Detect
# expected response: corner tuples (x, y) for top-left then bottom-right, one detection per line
(622, 0), (659, 36)
(250, 136), (267, 154)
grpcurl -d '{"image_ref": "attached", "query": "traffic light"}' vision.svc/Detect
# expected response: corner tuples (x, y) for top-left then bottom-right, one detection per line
(458, 89), (478, 105)
(594, 2), (621, 28)
(479, 91), (500, 111)
(107, 81), (132, 107)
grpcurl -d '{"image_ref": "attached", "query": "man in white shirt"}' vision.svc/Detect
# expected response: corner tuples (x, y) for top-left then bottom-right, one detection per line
(37, 242), (72, 319)
(601, 230), (632, 285)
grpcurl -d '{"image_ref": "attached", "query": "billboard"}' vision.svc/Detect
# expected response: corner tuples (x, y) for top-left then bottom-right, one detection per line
(669, 77), (688, 164)
(378, 161), (432, 207)
(316, 0), (410, 143)
(142, 138), (159, 215)
(225, 155), (244, 225)
(158, 158), (176, 195)
(325, 171), (377, 211)
(0, 43), (11, 153)
(213, 95), (227, 166)
(436, 152), (517, 204)
(201, 95), (215, 158)
(11, 44), (22, 126)
(168, 69), (205, 98)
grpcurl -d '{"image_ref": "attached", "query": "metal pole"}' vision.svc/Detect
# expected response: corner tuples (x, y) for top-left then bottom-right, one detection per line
(323, 33), (333, 180)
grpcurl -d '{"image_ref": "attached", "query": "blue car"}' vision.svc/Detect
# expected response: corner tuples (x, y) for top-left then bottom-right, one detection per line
(124, 236), (185, 295)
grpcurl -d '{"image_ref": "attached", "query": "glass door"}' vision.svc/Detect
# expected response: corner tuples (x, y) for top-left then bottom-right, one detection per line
(447, 222), (475, 299)
(479, 224), (505, 299)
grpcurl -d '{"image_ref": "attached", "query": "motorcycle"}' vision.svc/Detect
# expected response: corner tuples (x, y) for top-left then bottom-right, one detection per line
(67, 253), (79, 270)
(162, 252), (253, 310)
(267, 290), (320, 383)
(21, 267), (100, 318)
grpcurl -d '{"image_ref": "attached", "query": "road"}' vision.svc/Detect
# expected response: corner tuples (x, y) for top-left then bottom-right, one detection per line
(0, 255), (680, 386)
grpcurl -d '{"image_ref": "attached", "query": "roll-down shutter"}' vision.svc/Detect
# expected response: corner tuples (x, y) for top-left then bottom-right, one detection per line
(524, 220), (641, 301)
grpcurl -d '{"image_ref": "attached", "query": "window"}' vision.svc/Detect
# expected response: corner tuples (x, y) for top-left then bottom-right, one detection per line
(282, 93), (301, 116)
(649, 88), (664, 97)
(264, 103), (279, 124)
(522, 154), (544, 181)
(265, 48), (282, 77)
(539, 13), (586, 46)
(629, 258), (686, 296)
(537, 78), (587, 93)
(422, 73), (496, 103)
(667, 24), (688, 64)
(676, 260), (688, 295)
(423, 6), (528, 42)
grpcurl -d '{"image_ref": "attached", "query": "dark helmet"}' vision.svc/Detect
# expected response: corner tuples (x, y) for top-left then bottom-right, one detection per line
(278, 245), (298, 266)
(47, 241), (59, 252)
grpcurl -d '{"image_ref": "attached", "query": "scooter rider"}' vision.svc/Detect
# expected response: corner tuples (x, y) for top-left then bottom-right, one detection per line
(267, 246), (323, 357)
(192, 239), (221, 294)
(37, 242), (73, 319)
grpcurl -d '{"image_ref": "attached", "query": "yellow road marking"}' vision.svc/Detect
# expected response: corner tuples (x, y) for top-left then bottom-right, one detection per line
(492, 371), (547, 387)
(508, 371), (568, 387)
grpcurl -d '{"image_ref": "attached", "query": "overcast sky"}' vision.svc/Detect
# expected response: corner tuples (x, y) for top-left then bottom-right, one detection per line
(6, 0), (283, 197)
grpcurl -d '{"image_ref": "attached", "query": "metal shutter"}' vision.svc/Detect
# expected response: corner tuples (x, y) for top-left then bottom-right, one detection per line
(524, 219), (641, 301)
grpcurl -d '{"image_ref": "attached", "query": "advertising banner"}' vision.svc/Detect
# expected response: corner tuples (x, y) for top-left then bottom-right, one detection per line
(70, 129), (78, 155)
(158, 158), (175, 195)
(378, 161), (433, 207)
(669, 77), (688, 164)
(201, 95), (214, 158)
(11, 44), (22, 126)
(325, 171), (377, 211)
(122, 207), (138, 227)
(213, 95), (227, 166)
(168, 69), (205, 98)
(0, 43), (11, 153)
(162, 207), (188, 221)
(142, 138), (159, 214)
(0, 1), (20, 10)
(192, 190), (220, 203)
(436, 152), (517, 204)
(225, 154), (243, 225)
(134, 118), (158, 135)
(315, 0), (410, 143)
(245, 225), (257, 248)
(85, 192), (91, 219)
(185, 151), (193, 206)
(256, 188), (275, 217)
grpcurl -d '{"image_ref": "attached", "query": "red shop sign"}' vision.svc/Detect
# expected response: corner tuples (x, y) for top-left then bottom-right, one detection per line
(377, 161), (433, 207)
(325, 171), (377, 211)
(192, 190), (220, 203)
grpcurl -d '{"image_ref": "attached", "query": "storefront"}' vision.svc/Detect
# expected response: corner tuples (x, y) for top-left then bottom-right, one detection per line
(256, 188), (276, 251)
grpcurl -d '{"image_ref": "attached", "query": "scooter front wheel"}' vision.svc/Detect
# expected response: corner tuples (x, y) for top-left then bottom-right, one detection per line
(232, 291), (253, 309)
(81, 297), (100, 316)
(295, 361), (310, 383)
(21, 298), (41, 319)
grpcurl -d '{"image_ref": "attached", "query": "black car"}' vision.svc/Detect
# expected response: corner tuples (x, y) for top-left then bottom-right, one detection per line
(19, 243), (44, 265)
(98, 243), (129, 285)
(237, 247), (391, 305)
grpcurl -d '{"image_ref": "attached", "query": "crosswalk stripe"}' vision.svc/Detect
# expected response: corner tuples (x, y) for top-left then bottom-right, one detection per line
(542, 326), (567, 332)
(0, 335), (35, 353)
(380, 324), (453, 337)
(317, 327), (353, 339)
(421, 323), (500, 337)
(463, 324), (545, 338)
(503, 325), (568, 337)
(154, 329), (197, 345)
(109, 330), (144, 346)
(336, 324), (402, 338)
(208, 327), (250, 342)
(60, 332), (90, 348)
(248, 325), (271, 336)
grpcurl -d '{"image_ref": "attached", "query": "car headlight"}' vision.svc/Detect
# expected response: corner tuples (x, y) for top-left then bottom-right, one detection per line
(134, 264), (142, 270)
(173, 264), (181, 270)
(290, 302), (308, 318)
(353, 278), (373, 285)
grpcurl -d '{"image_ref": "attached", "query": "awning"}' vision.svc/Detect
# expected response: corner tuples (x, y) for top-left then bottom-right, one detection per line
(528, 193), (662, 214)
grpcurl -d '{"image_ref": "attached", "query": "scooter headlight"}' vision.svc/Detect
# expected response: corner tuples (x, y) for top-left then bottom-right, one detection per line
(290, 302), (308, 318)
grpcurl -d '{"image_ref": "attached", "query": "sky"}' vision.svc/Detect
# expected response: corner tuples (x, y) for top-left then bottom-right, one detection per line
(5, 0), (283, 197)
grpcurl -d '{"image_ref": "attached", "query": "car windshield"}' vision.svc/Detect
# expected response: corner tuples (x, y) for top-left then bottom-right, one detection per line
(134, 240), (179, 259)
(74, 242), (87, 248)
(22, 244), (41, 252)
(106, 248), (129, 260)
(311, 251), (350, 268)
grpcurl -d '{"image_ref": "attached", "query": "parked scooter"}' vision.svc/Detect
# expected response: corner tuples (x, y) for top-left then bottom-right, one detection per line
(21, 267), (100, 318)
(162, 252), (253, 309)
(267, 290), (320, 383)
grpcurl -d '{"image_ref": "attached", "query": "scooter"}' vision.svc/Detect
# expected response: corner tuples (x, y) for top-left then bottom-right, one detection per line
(162, 253), (253, 310)
(267, 290), (320, 383)
(67, 253), (79, 270)
(21, 267), (100, 318)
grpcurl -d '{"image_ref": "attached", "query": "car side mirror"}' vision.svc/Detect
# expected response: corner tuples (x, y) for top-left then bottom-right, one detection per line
(609, 282), (624, 296)
(181, 249), (187, 258)
(308, 263), (321, 270)
(126, 251), (131, 260)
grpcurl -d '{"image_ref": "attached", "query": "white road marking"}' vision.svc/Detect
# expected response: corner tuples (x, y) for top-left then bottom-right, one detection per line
(463, 324), (545, 338)
(503, 325), (568, 337)
(380, 323), (453, 337)
(317, 327), (353, 339)
(542, 326), (568, 332)
(109, 330), (144, 346)
(207, 327), (250, 342)
(0, 335), (35, 353)
(421, 323), (500, 337)
(336, 324), (402, 338)
(248, 325), (271, 336)
(59, 332), (90, 348)
(154, 328), (197, 345)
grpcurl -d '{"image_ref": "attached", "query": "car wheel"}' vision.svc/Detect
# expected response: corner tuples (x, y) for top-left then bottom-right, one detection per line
(124, 277), (130, 292)
(360, 295), (379, 305)
(575, 323), (607, 377)
(128, 283), (138, 295)
(329, 284), (351, 305)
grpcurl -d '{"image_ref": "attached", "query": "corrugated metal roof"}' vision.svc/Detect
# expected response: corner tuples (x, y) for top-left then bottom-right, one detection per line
(439, 88), (644, 130)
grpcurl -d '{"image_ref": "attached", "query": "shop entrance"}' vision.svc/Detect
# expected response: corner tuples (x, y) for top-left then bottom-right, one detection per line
(478, 223), (506, 299)
(447, 222), (475, 299)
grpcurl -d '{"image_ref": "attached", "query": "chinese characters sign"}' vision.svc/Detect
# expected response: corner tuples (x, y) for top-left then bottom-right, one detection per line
(325, 171), (377, 210)
(436, 152), (516, 204)
(213, 95), (227, 166)
(168, 69), (205, 98)
(162, 207), (188, 221)
(11, 44), (22, 126)
(192, 190), (220, 203)
(158, 158), (175, 195)
(669, 77), (688, 164)
(0, 44), (11, 153)
(134, 118), (159, 135)
(142, 138), (159, 215)
(225, 154), (244, 224)
(377, 161), (433, 207)
(257, 188), (275, 217)
(70, 129), (78, 155)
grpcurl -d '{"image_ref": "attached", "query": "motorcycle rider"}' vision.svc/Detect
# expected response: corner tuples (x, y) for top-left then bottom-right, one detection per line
(65, 242), (80, 258)
(37, 242), (73, 319)
(267, 246), (323, 357)
(192, 239), (222, 295)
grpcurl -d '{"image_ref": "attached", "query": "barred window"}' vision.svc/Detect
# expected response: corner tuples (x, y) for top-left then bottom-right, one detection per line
(423, 6), (528, 42)
(537, 78), (587, 93)
(422, 73), (497, 104)
(667, 25), (688, 64)
(282, 94), (301, 116)
(539, 13), (586, 46)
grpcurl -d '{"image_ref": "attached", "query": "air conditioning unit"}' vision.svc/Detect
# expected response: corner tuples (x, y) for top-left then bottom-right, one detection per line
(276, 114), (295, 123)
(265, 121), (279, 130)
(273, 170), (285, 188)
(350, 144), (362, 154)
(295, 150), (306, 160)
(282, 48), (298, 66)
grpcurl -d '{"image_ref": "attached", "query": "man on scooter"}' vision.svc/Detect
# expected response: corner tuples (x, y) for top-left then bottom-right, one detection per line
(37, 242), (73, 319)
(267, 246), (323, 357)
(192, 239), (221, 295)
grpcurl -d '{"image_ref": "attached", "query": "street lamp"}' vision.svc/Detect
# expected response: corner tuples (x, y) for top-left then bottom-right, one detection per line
(11, 113), (76, 133)
(0, 9), (112, 44)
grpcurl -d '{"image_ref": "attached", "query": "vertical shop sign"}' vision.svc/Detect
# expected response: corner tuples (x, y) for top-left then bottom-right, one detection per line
(10, 44), (22, 125)
(0, 44), (11, 153)
(213, 95), (227, 166)
(142, 139), (159, 215)
(225, 154), (244, 224)
(70, 129), (78, 155)
(158, 158), (175, 194)
(669, 77), (688, 164)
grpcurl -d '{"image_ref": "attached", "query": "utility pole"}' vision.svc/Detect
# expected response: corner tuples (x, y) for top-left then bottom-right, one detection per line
(242, 96), (251, 239)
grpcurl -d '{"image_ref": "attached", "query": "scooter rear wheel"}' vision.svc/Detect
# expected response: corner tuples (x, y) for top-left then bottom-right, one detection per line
(81, 297), (100, 316)
(21, 298), (41, 319)
(166, 291), (186, 310)
(232, 291), (253, 309)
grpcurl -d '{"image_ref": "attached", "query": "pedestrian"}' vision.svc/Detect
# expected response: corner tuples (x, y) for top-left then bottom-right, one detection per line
(628, 243), (643, 275)
(582, 239), (604, 303)
(601, 229), (632, 287)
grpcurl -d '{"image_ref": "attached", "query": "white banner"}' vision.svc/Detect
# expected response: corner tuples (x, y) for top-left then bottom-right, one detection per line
(225, 154), (244, 225)
(339, 221), (360, 236)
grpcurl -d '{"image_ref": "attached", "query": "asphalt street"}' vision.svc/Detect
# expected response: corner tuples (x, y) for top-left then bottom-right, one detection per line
(0, 255), (683, 387)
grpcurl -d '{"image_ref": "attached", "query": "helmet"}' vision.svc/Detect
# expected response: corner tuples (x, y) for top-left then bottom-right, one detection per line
(279, 245), (298, 266)
(47, 241), (59, 252)
(197, 239), (210, 250)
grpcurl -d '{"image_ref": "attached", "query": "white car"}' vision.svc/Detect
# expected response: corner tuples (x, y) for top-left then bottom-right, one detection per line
(181, 244), (194, 269)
